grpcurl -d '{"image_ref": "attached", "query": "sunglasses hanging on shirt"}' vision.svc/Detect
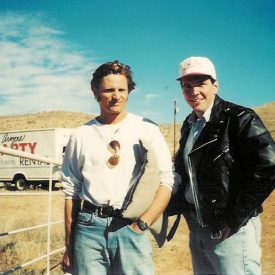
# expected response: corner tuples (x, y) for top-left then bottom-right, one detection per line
(107, 140), (120, 167)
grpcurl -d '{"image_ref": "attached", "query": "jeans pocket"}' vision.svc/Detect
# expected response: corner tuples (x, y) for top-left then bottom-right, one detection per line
(126, 225), (146, 237)
(251, 216), (261, 245)
(77, 211), (93, 226)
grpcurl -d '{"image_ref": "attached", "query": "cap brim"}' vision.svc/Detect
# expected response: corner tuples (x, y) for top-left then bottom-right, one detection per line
(176, 72), (213, 81)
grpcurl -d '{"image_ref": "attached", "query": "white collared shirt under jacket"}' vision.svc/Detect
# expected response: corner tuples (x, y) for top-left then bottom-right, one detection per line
(183, 104), (213, 204)
(62, 113), (175, 209)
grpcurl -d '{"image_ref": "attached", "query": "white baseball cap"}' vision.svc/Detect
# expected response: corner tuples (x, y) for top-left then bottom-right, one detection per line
(177, 56), (216, 80)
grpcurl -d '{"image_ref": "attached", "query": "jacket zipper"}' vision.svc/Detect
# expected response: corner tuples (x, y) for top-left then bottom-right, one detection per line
(191, 137), (218, 153)
(187, 156), (206, 226)
(187, 137), (218, 227)
(212, 147), (229, 162)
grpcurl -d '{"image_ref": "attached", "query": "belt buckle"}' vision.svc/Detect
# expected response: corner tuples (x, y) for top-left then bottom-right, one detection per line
(97, 207), (108, 218)
(211, 230), (222, 239)
(97, 206), (121, 218)
(99, 206), (115, 218)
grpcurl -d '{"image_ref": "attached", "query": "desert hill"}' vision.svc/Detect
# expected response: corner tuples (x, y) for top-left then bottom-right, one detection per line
(0, 101), (274, 149)
(0, 110), (182, 154)
(0, 110), (95, 131)
(253, 101), (275, 138)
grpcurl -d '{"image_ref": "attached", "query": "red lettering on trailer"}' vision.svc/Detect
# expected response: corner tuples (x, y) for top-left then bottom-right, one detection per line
(0, 142), (38, 155)
(11, 143), (18, 150)
(28, 142), (37, 154)
(18, 143), (28, 151)
(0, 144), (7, 156)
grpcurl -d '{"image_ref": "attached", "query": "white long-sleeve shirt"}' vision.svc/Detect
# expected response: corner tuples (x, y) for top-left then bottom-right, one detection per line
(62, 113), (175, 209)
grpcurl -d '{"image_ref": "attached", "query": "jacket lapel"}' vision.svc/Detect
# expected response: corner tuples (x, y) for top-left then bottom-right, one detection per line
(192, 96), (224, 151)
(192, 122), (220, 150)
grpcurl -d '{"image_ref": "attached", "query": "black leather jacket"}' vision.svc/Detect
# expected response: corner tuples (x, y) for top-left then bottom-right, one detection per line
(174, 96), (275, 235)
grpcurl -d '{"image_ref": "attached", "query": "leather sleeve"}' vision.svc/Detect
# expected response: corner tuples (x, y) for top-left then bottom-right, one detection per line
(227, 110), (275, 231)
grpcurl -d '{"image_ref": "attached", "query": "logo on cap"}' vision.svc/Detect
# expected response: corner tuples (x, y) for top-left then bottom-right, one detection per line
(177, 57), (216, 80)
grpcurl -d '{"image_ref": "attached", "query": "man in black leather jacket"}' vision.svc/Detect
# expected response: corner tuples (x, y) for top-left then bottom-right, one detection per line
(172, 56), (275, 275)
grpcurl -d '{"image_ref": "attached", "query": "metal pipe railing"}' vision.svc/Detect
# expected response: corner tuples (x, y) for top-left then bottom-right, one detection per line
(0, 146), (64, 274)
(0, 220), (64, 238)
(0, 146), (62, 166)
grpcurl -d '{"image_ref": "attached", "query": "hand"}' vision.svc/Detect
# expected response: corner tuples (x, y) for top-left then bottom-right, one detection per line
(221, 225), (231, 240)
(61, 249), (72, 274)
(130, 222), (145, 234)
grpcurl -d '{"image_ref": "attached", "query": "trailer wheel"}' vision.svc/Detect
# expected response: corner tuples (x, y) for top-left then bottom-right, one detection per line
(14, 177), (27, 191)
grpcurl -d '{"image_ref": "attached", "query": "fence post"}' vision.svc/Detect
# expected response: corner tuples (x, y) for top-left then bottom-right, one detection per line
(47, 163), (53, 274)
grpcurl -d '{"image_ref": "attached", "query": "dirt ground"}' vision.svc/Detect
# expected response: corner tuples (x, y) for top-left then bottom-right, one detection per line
(0, 190), (273, 275)
(153, 192), (275, 275)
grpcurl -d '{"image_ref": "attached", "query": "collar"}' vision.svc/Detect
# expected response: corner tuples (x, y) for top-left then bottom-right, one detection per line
(188, 101), (214, 125)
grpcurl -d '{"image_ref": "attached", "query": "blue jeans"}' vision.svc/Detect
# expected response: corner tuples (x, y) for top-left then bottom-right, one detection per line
(73, 211), (154, 275)
(184, 213), (262, 275)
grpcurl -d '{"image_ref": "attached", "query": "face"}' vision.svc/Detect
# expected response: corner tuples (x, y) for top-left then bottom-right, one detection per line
(95, 74), (129, 118)
(180, 75), (218, 118)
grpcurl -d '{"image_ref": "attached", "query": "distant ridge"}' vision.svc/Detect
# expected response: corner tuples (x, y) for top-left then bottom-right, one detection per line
(0, 101), (274, 140)
(0, 110), (95, 132)
(253, 101), (275, 137)
(0, 110), (182, 153)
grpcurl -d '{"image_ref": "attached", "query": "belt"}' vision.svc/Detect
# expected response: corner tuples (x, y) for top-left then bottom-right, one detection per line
(82, 200), (123, 218)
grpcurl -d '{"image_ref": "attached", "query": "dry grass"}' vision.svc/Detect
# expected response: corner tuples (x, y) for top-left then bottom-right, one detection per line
(0, 192), (65, 274)
(0, 191), (274, 274)
(0, 191), (190, 275)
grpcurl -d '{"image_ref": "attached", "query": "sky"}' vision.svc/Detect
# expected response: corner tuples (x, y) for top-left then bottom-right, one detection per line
(0, 0), (274, 123)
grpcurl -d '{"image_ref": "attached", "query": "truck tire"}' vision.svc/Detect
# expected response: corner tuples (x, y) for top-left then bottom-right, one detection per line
(14, 176), (27, 191)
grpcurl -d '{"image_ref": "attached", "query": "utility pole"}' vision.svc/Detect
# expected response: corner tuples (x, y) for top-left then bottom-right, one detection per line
(173, 100), (177, 160)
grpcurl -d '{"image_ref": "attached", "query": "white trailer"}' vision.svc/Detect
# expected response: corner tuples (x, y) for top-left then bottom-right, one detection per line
(0, 128), (73, 190)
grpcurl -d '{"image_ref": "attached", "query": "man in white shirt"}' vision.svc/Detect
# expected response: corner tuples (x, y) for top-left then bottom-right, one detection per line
(61, 60), (175, 274)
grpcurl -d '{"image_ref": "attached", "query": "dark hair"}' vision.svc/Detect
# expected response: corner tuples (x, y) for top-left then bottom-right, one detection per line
(209, 77), (216, 84)
(179, 75), (216, 88)
(90, 60), (136, 96)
